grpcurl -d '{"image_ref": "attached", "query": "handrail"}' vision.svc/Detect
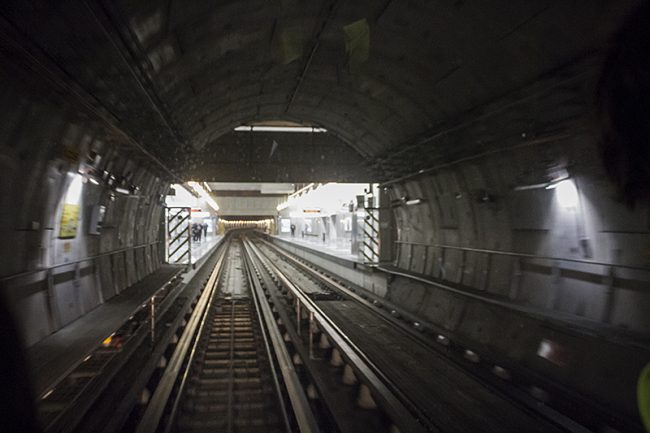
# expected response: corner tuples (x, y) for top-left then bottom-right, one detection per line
(1, 241), (162, 283)
(395, 240), (650, 272)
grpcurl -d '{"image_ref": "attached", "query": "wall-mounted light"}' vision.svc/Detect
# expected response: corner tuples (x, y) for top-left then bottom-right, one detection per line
(546, 179), (578, 209)
(392, 196), (425, 207)
(114, 186), (130, 195)
(78, 165), (103, 187)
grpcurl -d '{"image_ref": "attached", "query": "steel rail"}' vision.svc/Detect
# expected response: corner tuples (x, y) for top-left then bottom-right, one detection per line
(242, 241), (320, 433)
(136, 239), (230, 433)
(226, 300), (236, 433)
(245, 239), (431, 433)
(243, 256), (293, 433)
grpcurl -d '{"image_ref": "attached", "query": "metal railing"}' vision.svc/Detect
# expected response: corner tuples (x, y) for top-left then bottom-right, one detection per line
(0, 241), (161, 283)
(395, 241), (650, 272)
(0, 241), (162, 338)
(394, 240), (650, 324)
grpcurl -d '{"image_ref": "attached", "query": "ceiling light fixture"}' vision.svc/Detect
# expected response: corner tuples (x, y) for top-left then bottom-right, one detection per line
(234, 126), (327, 133)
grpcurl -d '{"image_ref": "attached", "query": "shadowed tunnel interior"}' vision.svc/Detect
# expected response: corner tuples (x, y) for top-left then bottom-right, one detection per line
(1, 1), (650, 433)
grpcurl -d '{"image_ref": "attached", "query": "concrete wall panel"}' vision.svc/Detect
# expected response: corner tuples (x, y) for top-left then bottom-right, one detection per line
(97, 256), (116, 301)
(53, 280), (82, 328)
(14, 291), (52, 347)
(387, 132), (650, 333)
(125, 249), (137, 288)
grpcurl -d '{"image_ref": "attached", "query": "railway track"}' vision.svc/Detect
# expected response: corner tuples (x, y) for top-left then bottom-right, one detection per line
(172, 239), (286, 433)
(52, 229), (625, 433)
(134, 233), (311, 433)
(175, 299), (283, 432)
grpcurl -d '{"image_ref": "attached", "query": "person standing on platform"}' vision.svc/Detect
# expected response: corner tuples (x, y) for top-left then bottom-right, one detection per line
(192, 223), (200, 242)
(202, 222), (208, 239)
(290, 223), (296, 237)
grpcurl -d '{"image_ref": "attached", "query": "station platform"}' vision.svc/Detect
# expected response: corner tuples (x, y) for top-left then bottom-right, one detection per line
(191, 234), (222, 264)
(272, 235), (360, 264)
(27, 235), (223, 397)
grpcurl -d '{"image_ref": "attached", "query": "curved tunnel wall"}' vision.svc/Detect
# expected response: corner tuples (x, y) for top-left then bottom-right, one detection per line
(0, 67), (170, 347)
(383, 55), (650, 333)
(388, 140), (650, 332)
(377, 58), (650, 420)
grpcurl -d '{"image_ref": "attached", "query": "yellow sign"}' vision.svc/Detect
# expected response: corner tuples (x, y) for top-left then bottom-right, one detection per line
(59, 203), (80, 238)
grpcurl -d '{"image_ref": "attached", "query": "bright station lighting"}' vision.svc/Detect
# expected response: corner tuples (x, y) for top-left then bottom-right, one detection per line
(187, 181), (219, 211)
(234, 126), (327, 133)
(277, 183), (370, 216)
(65, 173), (84, 205)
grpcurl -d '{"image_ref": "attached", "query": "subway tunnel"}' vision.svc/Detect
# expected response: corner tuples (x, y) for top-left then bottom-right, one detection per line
(1, 1), (649, 432)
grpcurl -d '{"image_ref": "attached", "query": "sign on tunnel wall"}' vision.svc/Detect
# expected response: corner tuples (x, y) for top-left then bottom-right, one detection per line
(58, 173), (84, 239)
(58, 203), (79, 239)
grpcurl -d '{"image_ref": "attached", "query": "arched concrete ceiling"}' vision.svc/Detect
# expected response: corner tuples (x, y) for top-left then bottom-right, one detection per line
(124, 0), (637, 151)
(0, 0), (639, 179)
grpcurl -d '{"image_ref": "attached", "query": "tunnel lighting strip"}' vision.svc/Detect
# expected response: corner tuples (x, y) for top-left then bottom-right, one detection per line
(234, 126), (327, 133)
(187, 181), (219, 211)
